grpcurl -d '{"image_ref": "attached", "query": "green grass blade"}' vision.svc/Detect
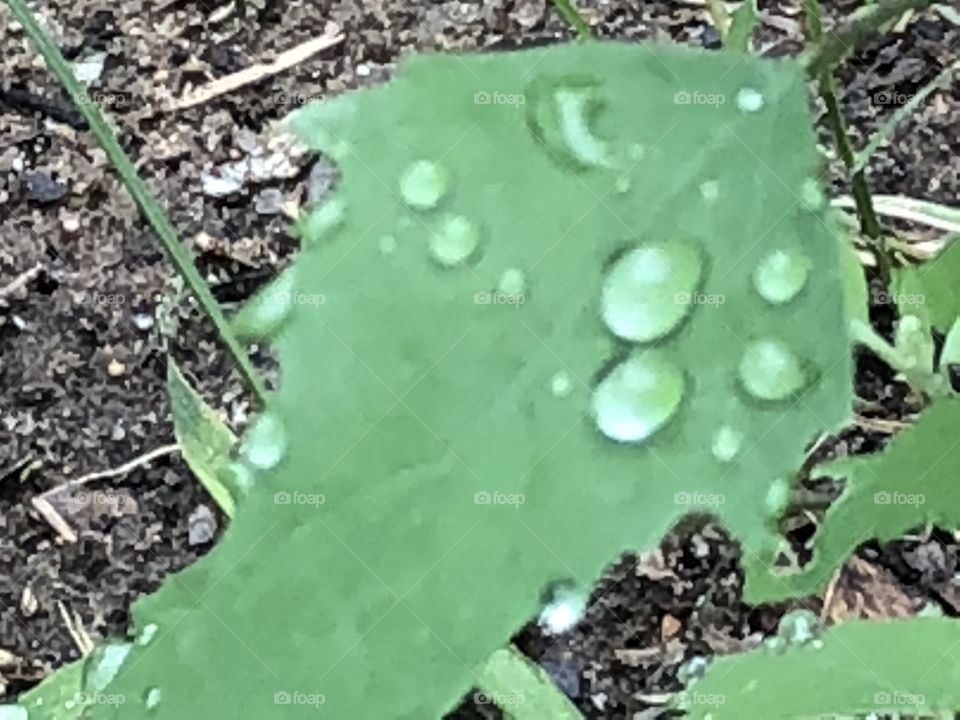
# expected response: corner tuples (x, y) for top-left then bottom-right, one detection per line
(548, 0), (593, 40)
(726, 0), (759, 52)
(3, 0), (268, 405)
(853, 60), (960, 173)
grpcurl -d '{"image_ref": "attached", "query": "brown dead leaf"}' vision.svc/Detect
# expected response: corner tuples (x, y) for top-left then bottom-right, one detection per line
(822, 555), (922, 623)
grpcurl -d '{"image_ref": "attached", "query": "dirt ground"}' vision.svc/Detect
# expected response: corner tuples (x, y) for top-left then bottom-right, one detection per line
(1, 0), (959, 717)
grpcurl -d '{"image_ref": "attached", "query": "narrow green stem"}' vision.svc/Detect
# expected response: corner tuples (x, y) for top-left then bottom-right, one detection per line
(5, 0), (268, 405)
(706, 0), (732, 40)
(548, 0), (593, 40)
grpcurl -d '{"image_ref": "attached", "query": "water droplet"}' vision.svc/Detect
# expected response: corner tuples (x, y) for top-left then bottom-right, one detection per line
(601, 241), (704, 343)
(399, 160), (450, 210)
(538, 580), (586, 635)
(84, 643), (132, 693)
(241, 413), (287, 470)
(764, 636), (786, 654)
(428, 215), (481, 267)
(136, 623), (159, 647)
(528, 78), (610, 168)
(225, 461), (255, 494)
(777, 609), (822, 645)
(736, 87), (765, 113)
(711, 425), (743, 462)
(379, 234), (397, 255)
(144, 687), (162, 712)
(550, 371), (574, 398)
(628, 143), (646, 161)
(739, 339), (807, 401)
(299, 197), (345, 246)
(766, 478), (790, 514)
(699, 180), (720, 204)
(614, 175), (631, 194)
(753, 248), (811, 305)
(497, 268), (526, 296)
(0, 705), (28, 720)
(233, 270), (296, 340)
(592, 351), (685, 443)
(800, 178), (825, 210)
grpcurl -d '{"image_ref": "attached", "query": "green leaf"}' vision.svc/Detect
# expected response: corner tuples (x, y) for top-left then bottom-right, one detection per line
(95, 43), (851, 719)
(478, 647), (582, 719)
(726, 0), (759, 53)
(892, 238), (960, 333)
(745, 397), (960, 601)
(167, 359), (239, 517)
(838, 234), (868, 325)
(690, 617), (960, 718)
(7, 660), (83, 719)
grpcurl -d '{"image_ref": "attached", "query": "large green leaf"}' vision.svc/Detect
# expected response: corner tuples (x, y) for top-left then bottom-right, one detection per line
(690, 617), (960, 718)
(893, 237), (960, 332)
(745, 397), (960, 601)
(95, 42), (851, 719)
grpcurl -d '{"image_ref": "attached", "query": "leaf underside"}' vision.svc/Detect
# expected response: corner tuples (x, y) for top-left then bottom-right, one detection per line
(97, 42), (851, 719)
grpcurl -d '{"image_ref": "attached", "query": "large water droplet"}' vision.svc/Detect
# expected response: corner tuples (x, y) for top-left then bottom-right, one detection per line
(592, 351), (685, 443)
(528, 78), (610, 169)
(711, 425), (743, 462)
(84, 643), (132, 693)
(739, 340), (807, 401)
(136, 623), (159, 647)
(753, 248), (811, 305)
(736, 87), (765, 113)
(428, 215), (481, 267)
(601, 241), (704, 343)
(241, 413), (287, 470)
(144, 687), (162, 712)
(550, 371), (574, 398)
(0, 706), (28, 720)
(399, 160), (450, 211)
(497, 268), (526, 296)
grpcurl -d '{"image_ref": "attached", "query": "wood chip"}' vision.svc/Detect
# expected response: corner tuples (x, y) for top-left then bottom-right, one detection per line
(20, 586), (38, 617)
(30, 495), (78, 543)
(660, 613), (682, 642)
(172, 33), (345, 111)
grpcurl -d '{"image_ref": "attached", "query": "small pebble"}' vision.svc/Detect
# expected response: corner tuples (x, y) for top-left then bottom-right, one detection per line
(254, 187), (285, 215)
(132, 312), (155, 331)
(107, 359), (126, 377)
(61, 212), (81, 234)
(188, 504), (218, 546)
(24, 172), (67, 204)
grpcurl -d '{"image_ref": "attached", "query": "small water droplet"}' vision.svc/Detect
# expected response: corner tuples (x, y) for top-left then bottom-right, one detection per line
(0, 705), (28, 720)
(614, 175), (631, 194)
(699, 180), (720, 204)
(538, 580), (586, 635)
(753, 248), (811, 305)
(766, 478), (790, 514)
(299, 198), (345, 246)
(84, 643), (132, 693)
(800, 178), (826, 210)
(628, 143), (646, 161)
(144, 687), (162, 712)
(763, 636), (786, 654)
(225, 461), (255, 494)
(601, 241), (704, 343)
(136, 623), (159, 647)
(497, 268), (526, 296)
(528, 78), (610, 169)
(428, 215), (481, 267)
(379, 234), (397, 255)
(550, 371), (574, 398)
(592, 352), (685, 443)
(241, 413), (287, 470)
(711, 425), (743, 462)
(736, 87), (765, 113)
(739, 339), (807, 401)
(777, 609), (822, 646)
(399, 160), (450, 210)
(233, 270), (296, 340)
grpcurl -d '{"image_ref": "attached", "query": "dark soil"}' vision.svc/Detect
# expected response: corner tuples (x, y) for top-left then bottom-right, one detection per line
(1, 0), (959, 717)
